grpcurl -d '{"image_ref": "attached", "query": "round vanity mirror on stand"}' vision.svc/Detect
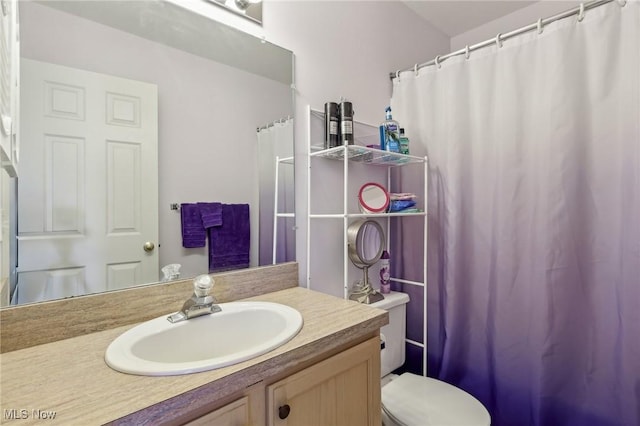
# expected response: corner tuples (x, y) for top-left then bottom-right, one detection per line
(358, 182), (390, 214)
(347, 219), (385, 304)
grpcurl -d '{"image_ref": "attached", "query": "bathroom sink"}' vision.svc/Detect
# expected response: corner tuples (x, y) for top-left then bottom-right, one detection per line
(105, 301), (303, 376)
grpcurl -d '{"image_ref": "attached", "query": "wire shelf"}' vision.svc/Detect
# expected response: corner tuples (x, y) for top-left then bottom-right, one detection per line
(310, 145), (424, 166)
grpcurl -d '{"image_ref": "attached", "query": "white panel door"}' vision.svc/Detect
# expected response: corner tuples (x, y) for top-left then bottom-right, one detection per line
(17, 59), (158, 304)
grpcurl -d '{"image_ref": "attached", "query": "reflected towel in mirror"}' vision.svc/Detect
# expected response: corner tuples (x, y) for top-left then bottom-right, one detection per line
(181, 202), (223, 248)
(198, 202), (223, 228)
(181, 203), (206, 248)
(208, 204), (250, 272)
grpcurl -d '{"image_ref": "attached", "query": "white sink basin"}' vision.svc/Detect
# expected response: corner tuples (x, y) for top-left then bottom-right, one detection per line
(105, 301), (303, 376)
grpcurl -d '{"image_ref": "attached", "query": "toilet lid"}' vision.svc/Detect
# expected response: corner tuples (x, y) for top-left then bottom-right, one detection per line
(382, 373), (491, 426)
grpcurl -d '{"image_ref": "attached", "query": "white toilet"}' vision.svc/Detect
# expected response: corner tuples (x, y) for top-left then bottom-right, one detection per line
(371, 292), (491, 426)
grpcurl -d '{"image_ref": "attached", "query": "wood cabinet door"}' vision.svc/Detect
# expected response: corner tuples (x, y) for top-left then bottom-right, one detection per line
(184, 396), (249, 426)
(267, 337), (381, 426)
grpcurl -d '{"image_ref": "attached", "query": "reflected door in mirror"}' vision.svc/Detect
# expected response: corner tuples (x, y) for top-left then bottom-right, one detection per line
(16, 59), (159, 304)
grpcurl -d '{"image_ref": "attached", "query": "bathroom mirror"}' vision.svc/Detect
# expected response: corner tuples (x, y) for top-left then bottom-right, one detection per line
(3, 0), (294, 306)
(358, 182), (389, 214)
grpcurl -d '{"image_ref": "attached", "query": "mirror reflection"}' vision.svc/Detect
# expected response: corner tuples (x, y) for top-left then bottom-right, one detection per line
(2, 0), (294, 306)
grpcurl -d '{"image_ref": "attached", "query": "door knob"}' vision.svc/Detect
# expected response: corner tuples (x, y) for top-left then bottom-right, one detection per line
(278, 404), (291, 419)
(143, 241), (155, 252)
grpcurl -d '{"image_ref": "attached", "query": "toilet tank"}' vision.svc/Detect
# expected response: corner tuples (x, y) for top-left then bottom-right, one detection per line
(370, 291), (410, 377)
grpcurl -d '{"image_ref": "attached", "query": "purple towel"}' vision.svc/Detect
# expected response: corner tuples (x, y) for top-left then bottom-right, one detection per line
(181, 202), (224, 248)
(181, 203), (206, 248)
(197, 202), (223, 229)
(208, 204), (250, 272)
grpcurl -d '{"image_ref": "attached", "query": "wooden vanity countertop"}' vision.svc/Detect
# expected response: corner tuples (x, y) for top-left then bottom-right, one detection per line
(0, 287), (388, 425)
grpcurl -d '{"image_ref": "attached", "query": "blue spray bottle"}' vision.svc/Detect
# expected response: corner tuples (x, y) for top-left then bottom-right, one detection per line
(380, 107), (400, 153)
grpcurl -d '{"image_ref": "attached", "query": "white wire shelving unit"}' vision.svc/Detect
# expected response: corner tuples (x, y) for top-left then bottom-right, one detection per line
(305, 105), (429, 375)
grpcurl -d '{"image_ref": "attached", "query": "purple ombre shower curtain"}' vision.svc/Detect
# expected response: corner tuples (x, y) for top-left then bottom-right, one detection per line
(391, 2), (639, 425)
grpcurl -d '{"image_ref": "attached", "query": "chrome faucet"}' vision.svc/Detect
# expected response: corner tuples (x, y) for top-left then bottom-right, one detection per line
(167, 274), (221, 323)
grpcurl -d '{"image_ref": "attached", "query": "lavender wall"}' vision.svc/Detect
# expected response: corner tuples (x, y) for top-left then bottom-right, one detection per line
(450, 1), (581, 50)
(263, 4), (449, 346)
(257, 1), (448, 371)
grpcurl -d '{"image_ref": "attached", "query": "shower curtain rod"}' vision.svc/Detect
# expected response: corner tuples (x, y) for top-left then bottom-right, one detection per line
(390, 0), (616, 79)
(256, 115), (292, 132)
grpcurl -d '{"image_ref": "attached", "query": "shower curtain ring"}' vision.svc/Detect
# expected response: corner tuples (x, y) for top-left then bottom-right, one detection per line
(414, 63), (419, 76)
(495, 33), (503, 48)
(578, 3), (585, 21)
(435, 55), (442, 69)
(465, 45), (470, 60)
(537, 18), (544, 34)
(396, 70), (401, 81)
(617, 0), (626, 6)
